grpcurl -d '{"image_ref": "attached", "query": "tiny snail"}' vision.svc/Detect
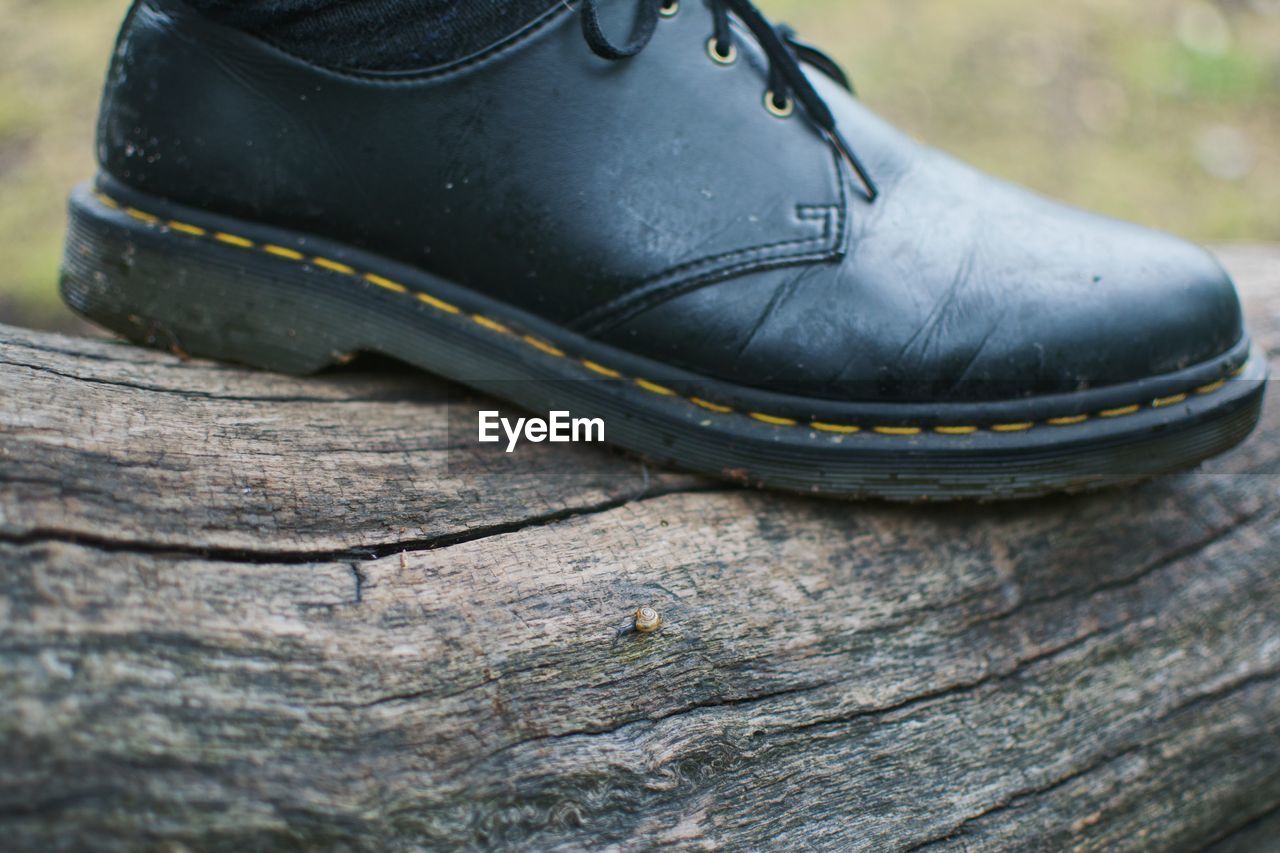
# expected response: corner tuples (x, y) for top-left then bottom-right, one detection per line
(634, 606), (662, 634)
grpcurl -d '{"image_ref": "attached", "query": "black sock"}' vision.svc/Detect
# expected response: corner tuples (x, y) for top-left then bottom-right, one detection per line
(180, 0), (565, 71)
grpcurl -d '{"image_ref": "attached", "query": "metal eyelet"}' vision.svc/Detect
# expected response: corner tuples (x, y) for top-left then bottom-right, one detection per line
(706, 37), (737, 65)
(659, 0), (679, 17)
(764, 91), (794, 118)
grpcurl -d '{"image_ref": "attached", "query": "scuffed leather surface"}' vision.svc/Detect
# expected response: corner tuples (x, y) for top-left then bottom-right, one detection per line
(599, 74), (1244, 400)
(98, 0), (1245, 402)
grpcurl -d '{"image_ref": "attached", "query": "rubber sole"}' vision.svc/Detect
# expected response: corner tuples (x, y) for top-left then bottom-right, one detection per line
(60, 179), (1268, 501)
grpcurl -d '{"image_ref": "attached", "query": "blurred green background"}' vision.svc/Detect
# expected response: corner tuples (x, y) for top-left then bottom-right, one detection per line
(0, 0), (1276, 331)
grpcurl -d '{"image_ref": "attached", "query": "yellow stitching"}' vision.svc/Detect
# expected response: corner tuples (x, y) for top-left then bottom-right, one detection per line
(635, 378), (676, 397)
(417, 292), (461, 314)
(168, 220), (206, 236)
(103, 191), (1247, 440)
(1152, 393), (1188, 408)
(691, 397), (733, 414)
(811, 422), (861, 434)
(313, 256), (355, 274)
(214, 232), (254, 248)
(582, 360), (622, 378)
(264, 244), (305, 261)
(1195, 379), (1226, 395)
(472, 314), (510, 334)
(523, 336), (565, 358)
(751, 413), (799, 426)
(364, 273), (407, 293)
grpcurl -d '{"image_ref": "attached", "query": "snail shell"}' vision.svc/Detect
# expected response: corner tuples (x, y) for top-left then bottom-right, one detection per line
(634, 606), (662, 633)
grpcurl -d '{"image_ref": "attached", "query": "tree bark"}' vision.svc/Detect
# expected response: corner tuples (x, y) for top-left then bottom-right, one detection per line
(1, 246), (1278, 851)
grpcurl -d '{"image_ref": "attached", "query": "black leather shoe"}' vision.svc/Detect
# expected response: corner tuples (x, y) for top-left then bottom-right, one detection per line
(62, 0), (1267, 499)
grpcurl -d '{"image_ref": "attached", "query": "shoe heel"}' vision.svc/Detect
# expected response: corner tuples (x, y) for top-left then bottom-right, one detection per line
(60, 183), (355, 374)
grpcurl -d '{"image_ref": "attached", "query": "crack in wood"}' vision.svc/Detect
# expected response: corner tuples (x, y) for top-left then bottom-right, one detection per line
(0, 354), (444, 405)
(1200, 798), (1280, 850)
(350, 563), (366, 605)
(969, 504), (1277, 631)
(905, 668), (1280, 851)
(0, 483), (725, 562)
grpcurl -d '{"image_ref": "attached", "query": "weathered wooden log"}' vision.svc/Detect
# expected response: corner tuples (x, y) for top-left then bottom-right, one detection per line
(1, 246), (1278, 850)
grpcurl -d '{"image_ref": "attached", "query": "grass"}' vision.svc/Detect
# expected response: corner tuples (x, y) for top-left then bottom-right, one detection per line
(0, 0), (130, 331)
(1, 0), (1276, 331)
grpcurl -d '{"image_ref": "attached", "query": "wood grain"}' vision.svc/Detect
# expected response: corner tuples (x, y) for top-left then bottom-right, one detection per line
(1, 246), (1278, 850)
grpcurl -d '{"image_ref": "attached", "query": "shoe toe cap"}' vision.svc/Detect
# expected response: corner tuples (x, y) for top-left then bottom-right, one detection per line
(1012, 222), (1244, 389)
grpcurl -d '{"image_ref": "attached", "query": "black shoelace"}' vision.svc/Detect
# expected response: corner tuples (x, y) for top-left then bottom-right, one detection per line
(580, 0), (879, 202)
